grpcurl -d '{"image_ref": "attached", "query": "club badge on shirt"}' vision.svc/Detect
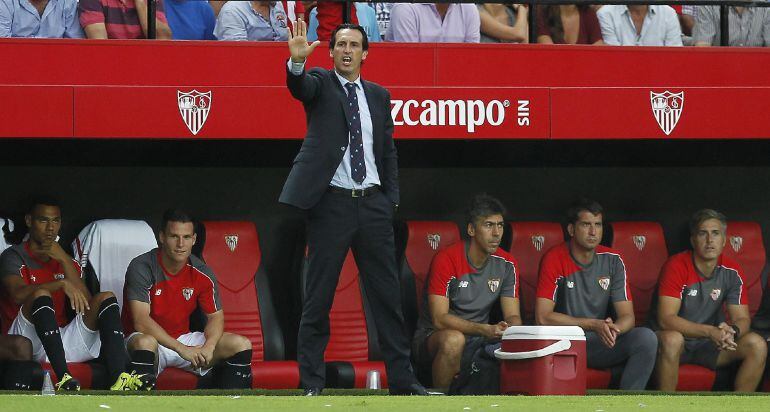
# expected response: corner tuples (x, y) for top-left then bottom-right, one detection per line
(488, 278), (500, 293)
(182, 288), (194, 301)
(710, 289), (721, 301)
(598, 276), (610, 291)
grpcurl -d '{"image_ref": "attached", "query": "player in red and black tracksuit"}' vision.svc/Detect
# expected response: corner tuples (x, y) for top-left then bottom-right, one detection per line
(650, 209), (767, 392)
(536, 199), (657, 390)
(123, 209), (253, 389)
(0, 197), (135, 391)
(412, 194), (521, 390)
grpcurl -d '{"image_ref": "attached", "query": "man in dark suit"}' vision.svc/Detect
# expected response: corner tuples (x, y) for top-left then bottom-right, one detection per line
(281, 20), (426, 396)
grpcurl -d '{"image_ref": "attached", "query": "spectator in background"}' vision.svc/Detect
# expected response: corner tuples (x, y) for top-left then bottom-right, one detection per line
(0, 0), (84, 38)
(386, 2), (480, 42)
(370, 1), (393, 40)
(477, 3), (528, 43)
(597, 5), (682, 46)
(313, 0), (358, 41)
(536, 4), (602, 44)
(693, 4), (770, 47)
(79, 0), (172, 39)
(165, 0), (215, 40)
(307, 2), (379, 42)
(214, 1), (288, 41)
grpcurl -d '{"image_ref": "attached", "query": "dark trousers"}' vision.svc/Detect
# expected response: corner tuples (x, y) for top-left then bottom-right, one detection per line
(297, 189), (415, 389)
(586, 327), (658, 390)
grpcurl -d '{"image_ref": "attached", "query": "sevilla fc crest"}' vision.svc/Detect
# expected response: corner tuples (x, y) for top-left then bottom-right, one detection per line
(531, 235), (545, 252)
(177, 90), (212, 135)
(427, 234), (441, 251)
(632, 235), (646, 251)
(488, 278), (500, 293)
(730, 236), (743, 253)
(598, 276), (610, 291)
(182, 288), (194, 301)
(650, 90), (684, 136)
(710, 288), (721, 301)
(225, 234), (239, 252)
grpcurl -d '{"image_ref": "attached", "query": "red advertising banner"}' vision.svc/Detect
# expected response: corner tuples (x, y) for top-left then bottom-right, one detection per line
(72, 86), (549, 139)
(551, 87), (770, 139)
(0, 86), (73, 138)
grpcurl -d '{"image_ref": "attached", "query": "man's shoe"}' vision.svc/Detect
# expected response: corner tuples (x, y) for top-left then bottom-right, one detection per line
(389, 382), (428, 396)
(110, 372), (133, 390)
(128, 372), (157, 391)
(303, 387), (322, 396)
(55, 373), (81, 391)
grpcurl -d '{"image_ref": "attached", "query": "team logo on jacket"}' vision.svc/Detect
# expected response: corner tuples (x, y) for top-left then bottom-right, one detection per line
(531, 235), (545, 251)
(567, 280), (575, 289)
(650, 90), (684, 136)
(710, 288), (721, 301)
(182, 288), (194, 301)
(729, 236), (743, 253)
(488, 278), (501, 293)
(177, 90), (212, 136)
(225, 235), (239, 252)
(598, 276), (610, 291)
(427, 233), (441, 250)
(687, 289), (698, 297)
(632, 235), (646, 251)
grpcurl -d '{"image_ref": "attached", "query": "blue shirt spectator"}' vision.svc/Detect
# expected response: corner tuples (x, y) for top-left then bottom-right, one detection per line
(307, 2), (381, 42)
(214, 1), (288, 41)
(165, 0), (216, 40)
(0, 0), (83, 38)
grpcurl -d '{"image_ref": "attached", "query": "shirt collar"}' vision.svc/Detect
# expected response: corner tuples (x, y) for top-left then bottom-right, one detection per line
(334, 70), (362, 90)
(623, 5), (656, 15)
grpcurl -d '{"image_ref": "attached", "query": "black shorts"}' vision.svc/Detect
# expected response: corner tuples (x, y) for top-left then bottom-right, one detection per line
(680, 338), (720, 370)
(411, 329), (434, 371)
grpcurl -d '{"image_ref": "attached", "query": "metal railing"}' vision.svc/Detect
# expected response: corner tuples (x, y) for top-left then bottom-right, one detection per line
(145, 0), (770, 46)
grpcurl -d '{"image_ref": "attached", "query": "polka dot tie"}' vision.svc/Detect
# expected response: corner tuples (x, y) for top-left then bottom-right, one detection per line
(345, 82), (366, 184)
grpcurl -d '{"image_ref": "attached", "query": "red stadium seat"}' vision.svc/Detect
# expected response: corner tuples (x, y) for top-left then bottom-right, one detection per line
(399, 221), (461, 336)
(156, 221), (299, 390)
(722, 221), (766, 317)
(609, 222), (668, 326)
(507, 222), (564, 324)
(303, 249), (388, 389)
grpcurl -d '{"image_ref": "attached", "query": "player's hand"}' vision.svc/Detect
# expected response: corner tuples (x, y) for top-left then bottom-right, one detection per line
(594, 318), (619, 348)
(482, 321), (508, 339)
(61, 278), (90, 313)
(717, 322), (738, 351)
(40, 240), (72, 264)
(199, 344), (215, 368)
(178, 345), (203, 369)
(288, 18), (320, 63)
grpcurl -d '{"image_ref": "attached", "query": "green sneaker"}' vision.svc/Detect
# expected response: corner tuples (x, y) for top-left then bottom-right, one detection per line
(55, 373), (80, 391)
(110, 372), (133, 390)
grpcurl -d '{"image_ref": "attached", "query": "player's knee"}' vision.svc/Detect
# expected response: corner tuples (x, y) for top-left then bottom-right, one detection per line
(231, 334), (252, 352)
(29, 288), (52, 300)
(92, 291), (116, 305)
(631, 327), (658, 354)
(740, 332), (767, 359)
(436, 330), (465, 358)
(657, 330), (684, 357)
(129, 333), (158, 351)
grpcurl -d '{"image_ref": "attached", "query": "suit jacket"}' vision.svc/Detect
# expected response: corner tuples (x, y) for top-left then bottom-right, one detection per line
(279, 64), (399, 210)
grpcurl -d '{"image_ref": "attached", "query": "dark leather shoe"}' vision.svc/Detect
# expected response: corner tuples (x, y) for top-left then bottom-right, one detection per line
(303, 387), (322, 396)
(389, 383), (428, 396)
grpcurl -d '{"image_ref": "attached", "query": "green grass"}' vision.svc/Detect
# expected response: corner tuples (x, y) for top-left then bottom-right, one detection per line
(1, 393), (769, 412)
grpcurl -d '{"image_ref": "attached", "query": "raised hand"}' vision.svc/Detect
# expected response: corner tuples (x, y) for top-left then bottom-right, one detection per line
(288, 18), (320, 63)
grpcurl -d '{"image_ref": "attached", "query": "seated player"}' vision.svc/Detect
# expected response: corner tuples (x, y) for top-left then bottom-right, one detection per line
(651, 209), (767, 392)
(123, 209), (253, 389)
(0, 197), (144, 391)
(412, 194), (521, 391)
(536, 199), (657, 390)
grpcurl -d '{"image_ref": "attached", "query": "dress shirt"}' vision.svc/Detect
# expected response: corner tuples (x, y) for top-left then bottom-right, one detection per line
(0, 0), (83, 38)
(214, 1), (288, 41)
(597, 5), (683, 46)
(385, 2), (480, 43)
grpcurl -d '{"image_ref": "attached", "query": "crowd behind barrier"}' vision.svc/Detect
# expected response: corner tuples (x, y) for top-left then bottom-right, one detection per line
(2, 0), (770, 47)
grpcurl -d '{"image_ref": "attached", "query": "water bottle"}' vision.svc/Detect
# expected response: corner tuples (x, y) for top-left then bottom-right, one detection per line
(41, 371), (55, 396)
(366, 370), (380, 390)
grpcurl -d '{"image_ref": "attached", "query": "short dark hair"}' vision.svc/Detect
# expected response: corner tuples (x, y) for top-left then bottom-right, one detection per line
(689, 209), (727, 235)
(27, 195), (61, 214)
(465, 194), (507, 226)
(566, 198), (603, 225)
(161, 208), (196, 233)
(329, 23), (369, 51)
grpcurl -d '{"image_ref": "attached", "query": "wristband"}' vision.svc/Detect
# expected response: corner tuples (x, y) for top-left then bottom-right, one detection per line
(730, 324), (741, 339)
